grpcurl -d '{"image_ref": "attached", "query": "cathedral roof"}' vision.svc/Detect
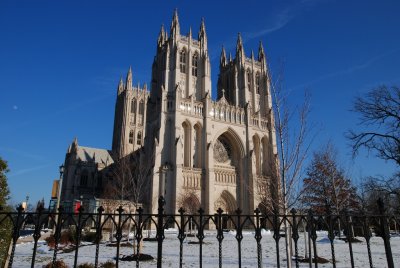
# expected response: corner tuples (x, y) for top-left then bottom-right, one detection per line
(76, 146), (114, 166)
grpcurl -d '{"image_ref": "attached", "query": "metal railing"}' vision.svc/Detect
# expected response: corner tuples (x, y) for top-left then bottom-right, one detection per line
(0, 197), (399, 268)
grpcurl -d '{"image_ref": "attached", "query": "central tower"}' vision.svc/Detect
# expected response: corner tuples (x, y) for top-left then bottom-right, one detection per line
(113, 10), (279, 218)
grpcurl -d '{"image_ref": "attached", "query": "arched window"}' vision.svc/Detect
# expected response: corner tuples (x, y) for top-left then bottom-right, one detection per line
(180, 49), (186, 73)
(247, 70), (252, 91)
(129, 130), (134, 144)
(182, 121), (191, 167)
(193, 124), (202, 168)
(137, 131), (142, 145)
(80, 170), (88, 187)
(192, 54), (198, 77)
(138, 101), (144, 125)
(256, 72), (260, 94)
(253, 135), (261, 175)
(131, 99), (137, 114)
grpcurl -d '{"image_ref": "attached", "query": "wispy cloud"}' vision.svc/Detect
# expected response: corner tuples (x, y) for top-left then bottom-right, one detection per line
(0, 147), (46, 161)
(210, 0), (323, 61)
(8, 163), (53, 178)
(291, 48), (400, 91)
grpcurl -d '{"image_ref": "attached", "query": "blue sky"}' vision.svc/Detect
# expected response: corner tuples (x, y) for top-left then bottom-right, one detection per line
(1, 0), (399, 206)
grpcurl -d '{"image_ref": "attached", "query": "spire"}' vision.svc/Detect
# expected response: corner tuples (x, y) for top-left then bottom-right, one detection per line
(229, 52), (232, 62)
(170, 9), (180, 38)
(117, 77), (124, 95)
(198, 17), (208, 51)
(157, 24), (165, 46)
(220, 45), (226, 67)
(189, 26), (192, 38)
(258, 41), (267, 71)
(126, 67), (132, 91)
(251, 50), (254, 60)
(236, 33), (243, 53)
(258, 41), (265, 61)
(72, 137), (78, 153)
(236, 33), (245, 63)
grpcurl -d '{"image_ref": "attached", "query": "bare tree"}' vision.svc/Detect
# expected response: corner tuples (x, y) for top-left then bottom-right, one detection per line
(176, 187), (200, 234)
(361, 173), (400, 214)
(103, 154), (133, 203)
(347, 85), (400, 166)
(103, 147), (154, 255)
(267, 66), (316, 268)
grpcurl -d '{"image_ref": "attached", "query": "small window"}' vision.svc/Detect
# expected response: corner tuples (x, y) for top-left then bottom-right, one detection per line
(129, 131), (134, 144)
(137, 132), (142, 145)
(192, 54), (198, 77)
(256, 73), (260, 94)
(131, 99), (137, 114)
(138, 101), (144, 125)
(180, 49), (186, 73)
(80, 171), (88, 187)
(97, 175), (102, 188)
(247, 70), (251, 91)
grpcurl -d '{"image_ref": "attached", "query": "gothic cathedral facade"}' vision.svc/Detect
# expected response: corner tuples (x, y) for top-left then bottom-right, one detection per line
(61, 11), (279, 217)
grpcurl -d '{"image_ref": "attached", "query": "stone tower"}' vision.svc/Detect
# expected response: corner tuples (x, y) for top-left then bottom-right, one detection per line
(137, 10), (279, 217)
(112, 67), (149, 158)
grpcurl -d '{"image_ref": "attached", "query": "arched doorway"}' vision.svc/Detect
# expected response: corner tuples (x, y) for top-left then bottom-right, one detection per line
(213, 128), (245, 210)
(179, 193), (200, 232)
(214, 190), (237, 229)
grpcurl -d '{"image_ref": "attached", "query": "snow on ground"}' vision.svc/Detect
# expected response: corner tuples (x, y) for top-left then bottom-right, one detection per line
(12, 230), (400, 267)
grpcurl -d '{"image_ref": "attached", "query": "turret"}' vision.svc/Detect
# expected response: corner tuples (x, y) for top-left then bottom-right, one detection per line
(170, 9), (180, 40)
(220, 46), (226, 67)
(126, 67), (132, 91)
(258, 41), (267, 70)
(198, 18), (207, 53)
(117, 77), (124, 95)
(157, 24), (165, 47)
(236, 33), (245, 64)
(72, 137), (78, 153)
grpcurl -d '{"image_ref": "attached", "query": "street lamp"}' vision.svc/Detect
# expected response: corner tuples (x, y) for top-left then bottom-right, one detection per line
(53, 164), (64, 233)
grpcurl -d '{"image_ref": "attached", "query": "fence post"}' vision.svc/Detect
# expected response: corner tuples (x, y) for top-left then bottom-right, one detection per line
(31, 205), (44, 268)
(216, 208), (224, 268)
(115, 206), (124, 268)
(73, 206), (84, 268)
(377, 198), (394, 268)
(254, 208), (262, 268)
(307, 209), (317, 268)
(178, 207), (186, 268)
(197, 208), (205, 268)
(136, 207), (143, 268)
(7, 204), (23, 268)
(94, 206), (104, 268)
(290, 208), (299, 268)
(156, 196), (165, 268)
(52, 206), (64, 267)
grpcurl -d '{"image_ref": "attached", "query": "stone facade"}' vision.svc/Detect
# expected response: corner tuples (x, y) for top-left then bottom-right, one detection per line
(60, 11), (279, 218)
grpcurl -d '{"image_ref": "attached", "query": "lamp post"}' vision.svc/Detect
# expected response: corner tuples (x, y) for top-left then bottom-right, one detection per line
(53, 164), (65, 233)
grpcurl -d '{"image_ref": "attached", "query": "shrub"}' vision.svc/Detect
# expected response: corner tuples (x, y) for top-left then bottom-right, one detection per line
(99, 260), (116, 268)
(0, 218), (12, 268)
(45, 228), (76, 248)
(43, 259), (69, 268)
(82, 231), (99, 243)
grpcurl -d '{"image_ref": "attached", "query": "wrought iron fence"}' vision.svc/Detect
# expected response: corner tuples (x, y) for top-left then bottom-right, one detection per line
(0, 197), (399, 268)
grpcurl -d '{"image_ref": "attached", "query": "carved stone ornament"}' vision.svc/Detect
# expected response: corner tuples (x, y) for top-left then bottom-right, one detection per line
(213, 138), (231, 163)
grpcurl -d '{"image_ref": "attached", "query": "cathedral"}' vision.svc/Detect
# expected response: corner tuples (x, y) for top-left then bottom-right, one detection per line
(59, 11), (279, 217)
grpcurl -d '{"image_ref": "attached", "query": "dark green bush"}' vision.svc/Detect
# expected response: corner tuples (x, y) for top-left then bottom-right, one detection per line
(99, 260), (116, 268)
(43, 259), (69, 268)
